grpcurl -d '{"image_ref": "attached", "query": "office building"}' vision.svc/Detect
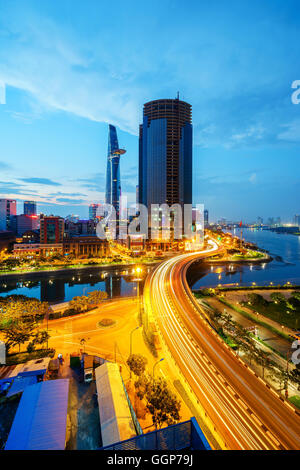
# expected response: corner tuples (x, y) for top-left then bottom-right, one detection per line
(65, 219), (96, 237)
(89, 203), (103, 222)
(24, 201), (37, 215)
(0, 199), (17, 231)
(40, 216), (64, 244)
(136, 185), (139, 207)
(11, 214), (39, 236)
(293, 215), (300, 227)
(105, 125), (125, 222)
(204, 209), (209, 227)
(138, 98), (192, 209)
(257, 216), (264, 226)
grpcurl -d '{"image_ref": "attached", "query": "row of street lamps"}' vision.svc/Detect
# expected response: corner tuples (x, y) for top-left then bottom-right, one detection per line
(130, 266), (164, 382)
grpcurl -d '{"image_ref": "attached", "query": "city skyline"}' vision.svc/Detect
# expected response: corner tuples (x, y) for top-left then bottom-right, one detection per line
(0, 0), (300, 221)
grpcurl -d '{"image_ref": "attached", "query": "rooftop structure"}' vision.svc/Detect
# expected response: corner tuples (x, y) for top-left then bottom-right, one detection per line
(5, 379), (69, 450)
(95, 362), (136, 447)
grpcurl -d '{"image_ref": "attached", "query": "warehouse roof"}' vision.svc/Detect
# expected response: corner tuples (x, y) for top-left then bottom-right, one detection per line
(95, 362), (136, 447)
(5, 379), (69, 450)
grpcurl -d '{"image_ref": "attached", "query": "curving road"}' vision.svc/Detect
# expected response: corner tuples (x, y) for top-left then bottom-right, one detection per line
(143, 240), (300, 450)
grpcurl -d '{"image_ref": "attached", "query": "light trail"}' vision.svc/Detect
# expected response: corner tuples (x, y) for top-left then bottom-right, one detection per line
(143, 240), (300, 450)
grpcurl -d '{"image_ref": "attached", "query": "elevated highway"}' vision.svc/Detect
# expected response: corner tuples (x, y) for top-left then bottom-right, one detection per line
(143, 240), (300, 450)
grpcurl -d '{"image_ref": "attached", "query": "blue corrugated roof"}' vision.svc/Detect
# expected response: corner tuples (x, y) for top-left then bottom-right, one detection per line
(5, 379), (69, 450)
(6, 375), (37, 397)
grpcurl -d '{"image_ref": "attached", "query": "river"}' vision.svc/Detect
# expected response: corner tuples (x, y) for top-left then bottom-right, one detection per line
(0, 229), (299, 302)
(191, 228), (300, 289)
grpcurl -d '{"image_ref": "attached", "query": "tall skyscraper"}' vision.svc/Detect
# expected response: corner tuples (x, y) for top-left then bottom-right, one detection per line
(204, 209), (209, 227)
(294, 214), (300, 227)
(105, 125), (125, 218)
(0, 199), (17, 231)
(24, 201), (37, 215)
(138, 98), (192, 209)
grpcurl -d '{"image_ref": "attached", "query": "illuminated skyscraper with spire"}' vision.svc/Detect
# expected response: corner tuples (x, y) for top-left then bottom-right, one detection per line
(105, 124), (125, 232)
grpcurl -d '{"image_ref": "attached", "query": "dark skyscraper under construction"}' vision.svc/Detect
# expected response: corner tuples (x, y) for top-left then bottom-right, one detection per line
(139, 98), (192, 210)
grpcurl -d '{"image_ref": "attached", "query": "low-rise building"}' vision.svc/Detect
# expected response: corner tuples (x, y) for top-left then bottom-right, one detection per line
(40, 216), (64, 244)
(5, 379), (69, 450)
(63, 235), (108, 257)
(95, 362), (137, 447)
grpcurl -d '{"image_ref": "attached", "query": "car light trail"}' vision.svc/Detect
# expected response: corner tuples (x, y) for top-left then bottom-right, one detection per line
(143, 240), (300, 450)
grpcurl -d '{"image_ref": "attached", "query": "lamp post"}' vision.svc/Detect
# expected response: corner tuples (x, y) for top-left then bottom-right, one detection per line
(152, 358), (164, 385)
(129, 326), (140, 378)
(130, 326), (140, 358)
(134, 266), (142, 317)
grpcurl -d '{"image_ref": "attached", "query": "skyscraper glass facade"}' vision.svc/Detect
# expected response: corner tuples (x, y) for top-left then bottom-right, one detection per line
(105, 124), (121, 218)
(24, 201), (37, 215)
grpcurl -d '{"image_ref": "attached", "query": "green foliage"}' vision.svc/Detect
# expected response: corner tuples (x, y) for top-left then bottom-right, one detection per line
(291, 291), (300, 301)
(87, 290), (108, 305)
(135, 375), (181, 429)
(289, 365), (300, 391)
(270, 292), (286, 304)
(0, 296), (52, 327)
(4, 318), (36, 352)
(6, 348), (55, 365)
(247, 293), (268, 306)
(127, 354), (148, 377)
(33, 330), (50, 347)
(67, 291), (108, 314)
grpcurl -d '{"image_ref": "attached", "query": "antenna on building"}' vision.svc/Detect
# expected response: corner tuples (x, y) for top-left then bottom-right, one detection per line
(176, 91), (180, 100)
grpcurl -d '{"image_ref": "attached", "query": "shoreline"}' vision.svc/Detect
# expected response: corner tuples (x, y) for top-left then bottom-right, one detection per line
(203, 253), (272, 266)
(0, 248), (271, 280)
(0, 259), (161, 281)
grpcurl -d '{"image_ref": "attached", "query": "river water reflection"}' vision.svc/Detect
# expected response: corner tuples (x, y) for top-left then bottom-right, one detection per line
(0, 229), (299, 302)
(191, 228), (300, 289)
(0, 266), (151, 304)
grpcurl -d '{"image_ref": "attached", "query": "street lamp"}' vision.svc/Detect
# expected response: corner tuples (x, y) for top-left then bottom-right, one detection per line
(129, 326), (140, 379)
(134, 266), (143, 317)
(130, 326), (140, 358)
(152, 357), (164, 384)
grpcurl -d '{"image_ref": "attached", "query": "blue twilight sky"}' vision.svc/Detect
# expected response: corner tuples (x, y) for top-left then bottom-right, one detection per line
(0, 0), (300, 222)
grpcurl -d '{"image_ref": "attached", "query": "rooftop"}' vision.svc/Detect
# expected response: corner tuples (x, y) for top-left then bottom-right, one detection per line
(5, 379), (69, 450)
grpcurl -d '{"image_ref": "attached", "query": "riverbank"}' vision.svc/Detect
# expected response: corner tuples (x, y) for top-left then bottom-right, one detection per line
(193, 286), (300, 341)
(204, 251), (272, 265)
(0, 259), (160, 281)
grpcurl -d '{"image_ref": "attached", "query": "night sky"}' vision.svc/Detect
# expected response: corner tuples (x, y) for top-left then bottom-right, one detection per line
(0, 0), (299, 222)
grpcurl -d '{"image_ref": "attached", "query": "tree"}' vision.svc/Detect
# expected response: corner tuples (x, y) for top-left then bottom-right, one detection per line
(255, 349), (272, 379)
(69, 295), (89, 313)
(135, 374), (181, 429)
(290, 291), (300, 302)
(87, 290), (108, 306)
(127, 354), (148, 377)
(247, 293), (268, 306)
(289, 365), (300, 391)
(33, 330), (50, 349)
(271, 366), (289, 392)
(220, 310), (234, 330)
(4, 319), (36, 352)
(270, 292), (286, 304)
(2, 298), (51, 323)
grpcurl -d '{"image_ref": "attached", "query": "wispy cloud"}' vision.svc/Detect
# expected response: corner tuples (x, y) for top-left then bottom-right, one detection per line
(56, 197), (86, 204)
(277, 120), (300, 142)
(1, 1), (299, 146)
(19, 177), (61, 186)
